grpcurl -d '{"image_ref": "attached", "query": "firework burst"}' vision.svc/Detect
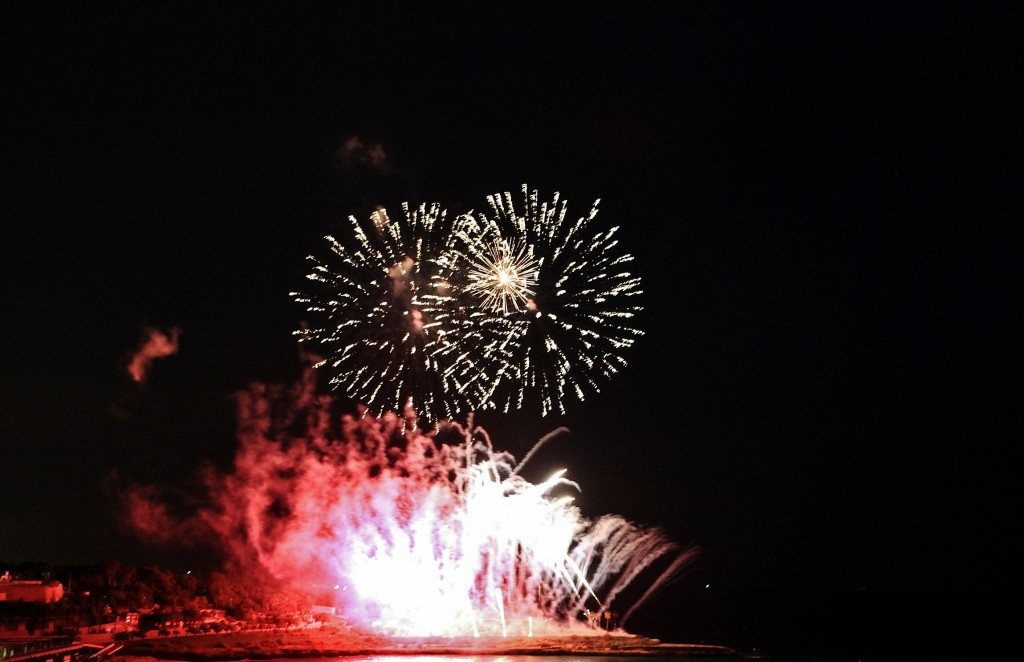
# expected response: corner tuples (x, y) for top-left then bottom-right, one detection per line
(295, 185), (643, 420)
(464, 237), (540, 315)
(291, 203), (492, 422)
(453, 186), (645, 416)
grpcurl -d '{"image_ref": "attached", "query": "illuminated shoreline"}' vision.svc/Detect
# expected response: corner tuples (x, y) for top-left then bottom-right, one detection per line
(117, 631), (749, 658)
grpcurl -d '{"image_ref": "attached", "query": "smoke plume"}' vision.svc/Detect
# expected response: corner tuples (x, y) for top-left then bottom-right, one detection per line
(127, 325), (181, 382)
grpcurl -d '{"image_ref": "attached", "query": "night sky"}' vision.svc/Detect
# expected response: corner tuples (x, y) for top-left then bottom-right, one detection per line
(3, 1), (1021, 648)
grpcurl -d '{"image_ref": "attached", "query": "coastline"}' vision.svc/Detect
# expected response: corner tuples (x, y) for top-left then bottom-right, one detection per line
(115, 631), (748, 659)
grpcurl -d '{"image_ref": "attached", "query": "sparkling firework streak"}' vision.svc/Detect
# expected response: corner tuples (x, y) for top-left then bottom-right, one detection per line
(292, 203), (494, 423)
(126, 371), (690, 636)
(453, 186), (645, 416)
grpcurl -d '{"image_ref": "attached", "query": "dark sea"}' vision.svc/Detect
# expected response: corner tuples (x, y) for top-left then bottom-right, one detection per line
(616, 586), (1013, 662)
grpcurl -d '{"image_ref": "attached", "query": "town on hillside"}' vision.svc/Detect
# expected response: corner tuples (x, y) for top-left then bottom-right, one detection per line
(1, 563), (339, 662)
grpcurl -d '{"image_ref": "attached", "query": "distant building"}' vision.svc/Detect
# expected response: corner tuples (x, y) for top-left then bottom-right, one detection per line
(310, 605), (336, 616)
(0, 579), (65, 603)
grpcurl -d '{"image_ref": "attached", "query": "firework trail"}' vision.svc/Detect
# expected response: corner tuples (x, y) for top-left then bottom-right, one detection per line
(292, 203), (495, 423)
(125, 368), (688, 637)
(451, 186), (645, 416)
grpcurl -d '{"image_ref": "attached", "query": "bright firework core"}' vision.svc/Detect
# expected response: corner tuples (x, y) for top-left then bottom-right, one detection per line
(465, 238), (539, 315)
(126, 368), (691, 638)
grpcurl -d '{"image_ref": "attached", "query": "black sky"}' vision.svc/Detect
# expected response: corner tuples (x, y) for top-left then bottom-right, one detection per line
(2, 0), (1021, 628)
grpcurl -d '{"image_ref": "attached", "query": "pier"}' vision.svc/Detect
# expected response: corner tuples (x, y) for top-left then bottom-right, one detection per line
(0, 637), (121, 662)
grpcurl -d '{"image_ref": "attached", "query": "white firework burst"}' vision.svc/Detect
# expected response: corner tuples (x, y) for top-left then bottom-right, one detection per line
(453, 185), (645, 416)
(295, 185), (643, 421)
(464, 237), (540, 315)
(291, 203), (493, 422)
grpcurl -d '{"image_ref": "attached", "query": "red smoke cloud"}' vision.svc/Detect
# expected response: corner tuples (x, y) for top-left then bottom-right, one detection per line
(127, 326), (181, 382)
(124, 366), (691, 636)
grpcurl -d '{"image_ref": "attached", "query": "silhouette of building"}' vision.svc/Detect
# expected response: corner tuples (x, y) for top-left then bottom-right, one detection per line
(0, 575), (65, 604)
